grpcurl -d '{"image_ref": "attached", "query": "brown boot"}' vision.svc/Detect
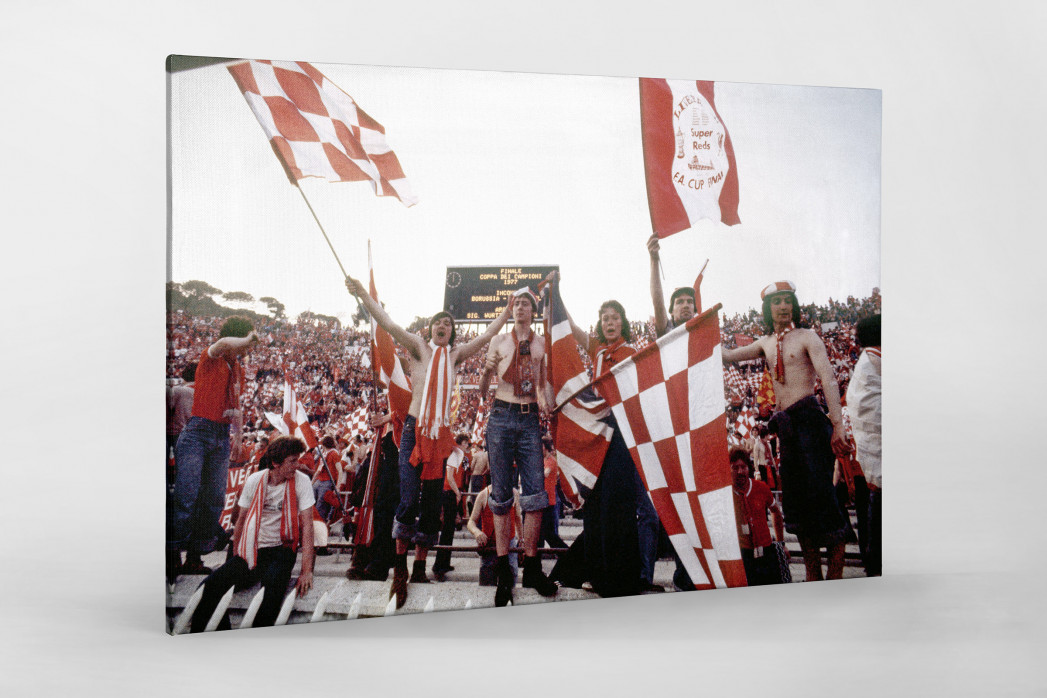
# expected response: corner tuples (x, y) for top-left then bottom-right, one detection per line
(390, 556), (409, 609)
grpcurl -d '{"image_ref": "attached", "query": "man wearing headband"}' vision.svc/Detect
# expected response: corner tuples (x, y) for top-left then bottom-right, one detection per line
(345, 275), (512, 608)
(479, 286), (558, 606)
(722, 281), (850, 582)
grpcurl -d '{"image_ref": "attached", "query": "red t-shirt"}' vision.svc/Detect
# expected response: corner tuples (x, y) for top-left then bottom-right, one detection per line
(480, 498), (516, 543)
(190, 348), (244, 423)
(733, 478), (775, 549)
(444, 447), (466, 491)
(315, 449), (341, 483)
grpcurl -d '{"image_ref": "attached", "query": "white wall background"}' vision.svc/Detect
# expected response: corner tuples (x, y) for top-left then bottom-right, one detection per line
(1, 2), (1043, 695)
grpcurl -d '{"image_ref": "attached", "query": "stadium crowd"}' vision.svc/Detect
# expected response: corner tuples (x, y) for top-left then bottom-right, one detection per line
(170, 286), (879, 444)
(167, 287), (880, 624)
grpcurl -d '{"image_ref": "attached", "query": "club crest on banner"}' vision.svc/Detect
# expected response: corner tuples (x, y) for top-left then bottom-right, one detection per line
(669, 82), (732, 226)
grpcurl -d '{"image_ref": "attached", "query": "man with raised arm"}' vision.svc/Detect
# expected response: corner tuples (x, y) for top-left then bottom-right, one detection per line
(478, 287), (558, 606)
(647, 236), (708, 590)
(345, 275), (511, 607)
(647, 233), (705, 336)
(722, 281), (850, 581)
(168, 316), (261, 581)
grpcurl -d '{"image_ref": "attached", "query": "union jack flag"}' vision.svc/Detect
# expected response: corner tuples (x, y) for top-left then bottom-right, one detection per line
(545, 283), (614, 504)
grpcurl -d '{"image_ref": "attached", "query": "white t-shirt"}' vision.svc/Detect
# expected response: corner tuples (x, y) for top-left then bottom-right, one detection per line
(239, 470), (316, 548)
(845, 348), (881, 487)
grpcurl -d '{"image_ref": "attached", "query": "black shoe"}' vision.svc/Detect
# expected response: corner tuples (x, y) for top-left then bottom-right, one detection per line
(180, 558), (212, 576)
(316, 546), (333, 556)
(494, 555), (514, 607)
(431, 565), (454, 582)
(362, 564), (390, 582)
(639, 580), (666, 593)
(522, 556), (557, 597)
(166, 551), (182, 584)
(390, 559), (409, 609)
(409, 560), (430, 584)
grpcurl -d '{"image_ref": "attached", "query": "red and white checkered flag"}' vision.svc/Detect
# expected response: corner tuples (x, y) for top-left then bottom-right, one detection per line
(732, 403), (755, 442)
(725, 364), (745, 395)
(345, 405), (370, 440)
(228, 60), (417, 206)
(592, 306), (746, 589)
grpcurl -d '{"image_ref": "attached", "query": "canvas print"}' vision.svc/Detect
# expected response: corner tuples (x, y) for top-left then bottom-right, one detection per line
(166, 55), (881, 633)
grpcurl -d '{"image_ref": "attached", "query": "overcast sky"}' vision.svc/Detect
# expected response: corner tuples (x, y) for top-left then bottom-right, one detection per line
(170, 59), (880, 330)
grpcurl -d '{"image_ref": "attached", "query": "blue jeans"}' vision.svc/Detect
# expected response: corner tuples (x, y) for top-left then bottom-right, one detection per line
(168, 417), (230, 555)
(479, 537), (519, 586)
(486, 403), (546, 514)
(392, 416), (441, 548)
(314, 480), (335, 523)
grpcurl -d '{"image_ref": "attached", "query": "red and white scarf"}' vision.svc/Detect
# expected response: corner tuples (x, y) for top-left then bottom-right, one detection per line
(594, 337), (629, 378)
(505, 327), (536, 398)
(411, 342), (456, 471)
(234, 470), (300, 570)
(773, 323), (795, 383)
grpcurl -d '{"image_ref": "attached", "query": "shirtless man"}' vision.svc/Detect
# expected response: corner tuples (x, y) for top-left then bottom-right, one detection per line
(722, 281), (850, 581)
(478, 288), (558, 606)
(345, 275), (511, 607)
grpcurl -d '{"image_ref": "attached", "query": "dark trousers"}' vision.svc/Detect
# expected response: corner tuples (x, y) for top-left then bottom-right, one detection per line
(190, 547), (296, 632)
(351, 432), (400, 576)
(865, 487), (882, 576)
(539, 502), (567, 549)
(433, 489), (459, 573)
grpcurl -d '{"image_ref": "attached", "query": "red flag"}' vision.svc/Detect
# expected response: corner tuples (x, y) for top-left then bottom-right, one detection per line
(369, 246), (412, 445)
(592, 306), (746, 589)
(228, 60), (417, 206)
(639, 79), (740, 237)
(733, 333), (754, 347)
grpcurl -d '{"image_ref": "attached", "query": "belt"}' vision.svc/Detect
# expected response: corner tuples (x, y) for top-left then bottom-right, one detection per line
(493, 398), (536, 414)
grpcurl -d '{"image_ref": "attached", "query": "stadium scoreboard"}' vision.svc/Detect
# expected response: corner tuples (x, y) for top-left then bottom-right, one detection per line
(443, 265), (558, 322)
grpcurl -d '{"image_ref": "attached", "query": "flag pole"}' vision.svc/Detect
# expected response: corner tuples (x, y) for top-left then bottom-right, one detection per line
(294, 183), (349, 279)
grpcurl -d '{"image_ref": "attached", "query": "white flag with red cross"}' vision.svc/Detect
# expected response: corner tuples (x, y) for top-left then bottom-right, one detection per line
(264, 375), (319, 449)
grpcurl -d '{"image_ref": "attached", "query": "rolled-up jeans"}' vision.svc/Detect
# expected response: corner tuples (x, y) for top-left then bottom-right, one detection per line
(486, 402), (547, 515)
(168, 416), (230, 555)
